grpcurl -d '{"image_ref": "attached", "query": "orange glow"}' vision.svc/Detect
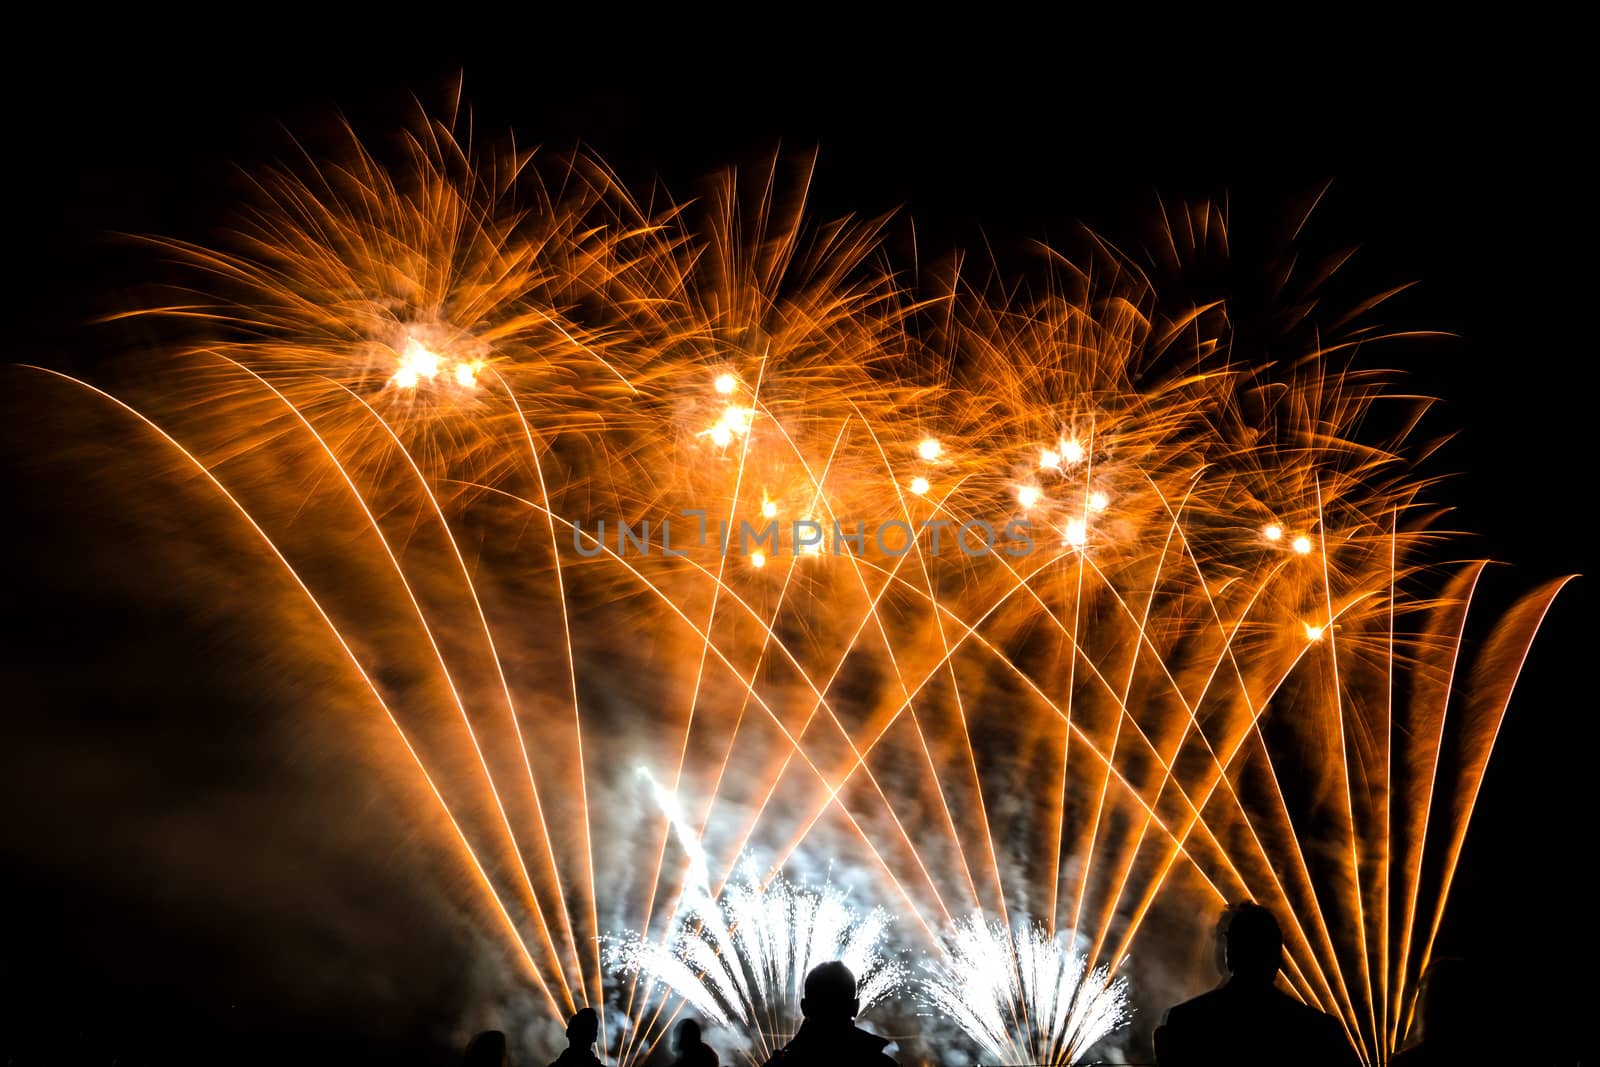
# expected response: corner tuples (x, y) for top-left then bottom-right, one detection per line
(60, 106), (1569, 1067)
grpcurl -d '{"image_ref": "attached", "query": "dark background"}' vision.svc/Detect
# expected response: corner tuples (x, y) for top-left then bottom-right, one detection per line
(3, 20), (1589, 1065)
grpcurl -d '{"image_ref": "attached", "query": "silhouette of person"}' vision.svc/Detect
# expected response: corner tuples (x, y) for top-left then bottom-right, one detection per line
(1154, 902), (1360, 1066)
(1392, 959), (1478, 1065)
(762, 960), (896, 1067)
(465, 1029), (510, 1067)
(672, 1018), (719, 1067)
(550, 1007), (603, 1067)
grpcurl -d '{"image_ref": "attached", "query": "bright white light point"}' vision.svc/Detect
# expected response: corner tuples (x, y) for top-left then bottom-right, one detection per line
(1065, 518), (1088, 547)
(1061, 439), (1084, 465)
(1293, 535), (1313, 555)
(1040, 449), (1061, 470)
(1088, 491), (1109, 512)
(910, 476), (930, 496)
(761, 499), (778, 519)
(1304, 622), (1324, 641)
(1018, 485), (1042, 508)
(749, 551), (766, 569)
(723, 406), (754, 434)
(714, 373), (738, 395)
(709, 424), (733, 448)
(392, 336), (443, 388)
(453, 363), (476, 387)
(1263, 524), (1283, 542)
(918, 438), (942, 461)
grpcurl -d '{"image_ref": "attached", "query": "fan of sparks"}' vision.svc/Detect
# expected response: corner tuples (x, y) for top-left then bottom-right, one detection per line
(32, 101), (1570, 1066)
(922, 915), (1130, 1066)
(608, 770), (904, 1066)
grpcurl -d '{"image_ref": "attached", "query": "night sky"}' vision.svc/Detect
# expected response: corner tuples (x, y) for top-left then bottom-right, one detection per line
(3, 21), (1589, 1065)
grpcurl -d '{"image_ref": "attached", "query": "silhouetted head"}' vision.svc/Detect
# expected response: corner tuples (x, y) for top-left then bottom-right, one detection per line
(1222, 902), (1283, 983)
(675, 1018), (703, 1052)
(800, 960), (859, 1023)
(464, 1029), (508, 1067)
(566, 1008), (600, 1048)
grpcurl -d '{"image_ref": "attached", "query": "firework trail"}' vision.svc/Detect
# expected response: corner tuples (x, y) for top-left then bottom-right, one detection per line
(23, 94), (1571, 1065)
(921, 915), (1130, 1066)
(609, 771), (904, 1065)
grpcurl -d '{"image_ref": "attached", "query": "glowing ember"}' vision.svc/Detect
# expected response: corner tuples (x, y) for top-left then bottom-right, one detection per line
(392, 336), (443, 388)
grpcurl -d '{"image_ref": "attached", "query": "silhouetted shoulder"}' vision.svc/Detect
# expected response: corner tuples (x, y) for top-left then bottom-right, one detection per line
(1154, 984), (1358, 1067)
(1160, 987), (1227, 1024)
(550, 1049), (603, 1067)
(763, 1025), (894, 1067)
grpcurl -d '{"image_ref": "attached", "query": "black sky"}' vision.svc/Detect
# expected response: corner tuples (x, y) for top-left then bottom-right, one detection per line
(3, 21), (1590, 1066)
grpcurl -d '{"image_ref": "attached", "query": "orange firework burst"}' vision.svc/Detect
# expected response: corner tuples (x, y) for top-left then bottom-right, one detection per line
(28, 102), (1569, 1066)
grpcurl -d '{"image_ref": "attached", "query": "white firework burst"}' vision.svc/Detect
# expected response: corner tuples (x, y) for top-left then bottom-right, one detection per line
(608, 770), (905, 1064)
(922, 915), (1131, 1065)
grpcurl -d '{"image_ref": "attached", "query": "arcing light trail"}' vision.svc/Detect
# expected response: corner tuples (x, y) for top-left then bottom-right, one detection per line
(31, 102), (1570, 1064)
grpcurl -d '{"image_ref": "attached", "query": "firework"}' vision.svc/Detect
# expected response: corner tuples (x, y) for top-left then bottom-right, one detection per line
(921, 915), (1130, 1065)
(26, 98), (1570, 1066)
(609, 771), (903, 1064)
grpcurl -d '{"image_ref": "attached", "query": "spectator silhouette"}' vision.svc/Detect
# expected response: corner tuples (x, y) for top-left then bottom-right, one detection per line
(672, 1019), (719, 1067)
(762, 961), (895, 1067)
(465, 1030), (510, 1067)
(1392, 959), (1477, 1065)
(1154, 902), (1359, 1066)
(550, 1007), (603, 1067)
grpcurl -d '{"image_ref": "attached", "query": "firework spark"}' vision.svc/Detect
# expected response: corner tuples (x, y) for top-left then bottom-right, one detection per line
(609, 772), (903, 1065)
(922, 915), (1130, 1065)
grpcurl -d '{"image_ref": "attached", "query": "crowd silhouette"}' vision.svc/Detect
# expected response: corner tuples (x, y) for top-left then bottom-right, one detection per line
(464, 902), (1469, 1065)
